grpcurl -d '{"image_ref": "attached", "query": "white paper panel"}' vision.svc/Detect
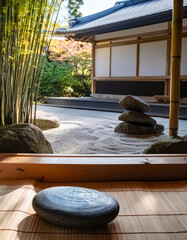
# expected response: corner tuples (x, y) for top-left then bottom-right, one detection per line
(181, 38), (187, 75)
(111, 45), (137, 77)
(183, 18), (187, 26)
(95, 48), (110, 77)
(139, 41), (167, 76)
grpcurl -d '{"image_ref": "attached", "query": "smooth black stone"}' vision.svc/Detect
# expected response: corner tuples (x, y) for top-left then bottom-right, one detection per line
(32, 186), (119, 229)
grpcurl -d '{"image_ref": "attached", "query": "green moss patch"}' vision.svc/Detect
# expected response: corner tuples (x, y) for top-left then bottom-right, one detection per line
(143, 135), (187, 154)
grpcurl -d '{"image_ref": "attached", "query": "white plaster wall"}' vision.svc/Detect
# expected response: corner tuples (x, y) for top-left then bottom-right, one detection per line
(95, 48), (110, 77)
(111, 45), (137, 76)
(139, 41), (167, 76)
(95, 23), (168, 41)
(181, 37), (187, 75)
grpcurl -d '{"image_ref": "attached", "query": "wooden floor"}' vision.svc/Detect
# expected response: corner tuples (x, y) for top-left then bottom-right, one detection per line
(0, 180), (186, 240)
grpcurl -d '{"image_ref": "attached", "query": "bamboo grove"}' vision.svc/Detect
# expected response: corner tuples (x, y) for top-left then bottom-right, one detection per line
(0, 0), (62, 126)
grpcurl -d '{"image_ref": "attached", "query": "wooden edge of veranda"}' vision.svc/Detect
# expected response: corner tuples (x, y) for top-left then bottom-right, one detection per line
(0, 153), (186, 182)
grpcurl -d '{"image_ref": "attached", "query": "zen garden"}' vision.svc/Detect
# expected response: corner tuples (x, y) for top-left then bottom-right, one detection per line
(0, 0), (187, 239)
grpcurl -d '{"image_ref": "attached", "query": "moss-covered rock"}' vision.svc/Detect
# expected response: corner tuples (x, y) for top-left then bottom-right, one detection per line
(143, 136), (187, 154)
(0, 123), (53, 153)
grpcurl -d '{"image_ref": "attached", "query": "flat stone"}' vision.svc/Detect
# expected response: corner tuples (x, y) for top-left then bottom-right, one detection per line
(35, 118), (60, 130)
(114, 122), (164, 135)
(143, 135), (187, 154)
(0, 124), (53, 153)
(118, 110), (156, 126)
(32, 186), (119, 229)
(119, 95), (150, 112)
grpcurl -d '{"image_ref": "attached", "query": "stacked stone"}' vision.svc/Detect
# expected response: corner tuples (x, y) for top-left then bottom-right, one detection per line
(114, 95), (164, 135)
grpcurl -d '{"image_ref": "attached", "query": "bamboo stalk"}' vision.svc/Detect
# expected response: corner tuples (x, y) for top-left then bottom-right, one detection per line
(0, 0), (62, 126)
(34, 5), (62, 124)
(169, 0), (183, 137)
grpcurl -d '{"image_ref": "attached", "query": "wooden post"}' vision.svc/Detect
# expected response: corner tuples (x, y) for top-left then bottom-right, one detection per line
(136, 37), (140, 76)
(109, 41), (112, 77)
(92, 36), (96, 94)
(165, 22), (171, 95)
(169, 0), (183, 137)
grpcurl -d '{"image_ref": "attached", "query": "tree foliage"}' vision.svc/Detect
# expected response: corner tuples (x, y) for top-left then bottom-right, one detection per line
(67, 0), (84, 19)
(39, 57), (74, 98)
(0, 0), (62, 126)
(48, 38), (91, 62)
(39, 39), (92, 98)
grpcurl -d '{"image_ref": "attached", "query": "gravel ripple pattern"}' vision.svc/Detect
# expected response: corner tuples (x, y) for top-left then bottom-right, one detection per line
(37, 105), (187, 154)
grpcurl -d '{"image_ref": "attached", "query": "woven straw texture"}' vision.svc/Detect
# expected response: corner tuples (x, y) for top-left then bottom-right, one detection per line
(0, 180), (186, 240)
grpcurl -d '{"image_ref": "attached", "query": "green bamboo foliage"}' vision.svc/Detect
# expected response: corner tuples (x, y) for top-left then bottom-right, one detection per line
(0, 0), (62, 126)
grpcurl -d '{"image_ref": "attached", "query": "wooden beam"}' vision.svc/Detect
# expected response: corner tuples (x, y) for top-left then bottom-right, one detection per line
(181, 76), (187, 80)
(94, 76), (170, 81)
(169, 0), (183, 136)
(95, 35), (170, 49)
(0, 154), (186, 182)
(95, 30), (187, 50)
(94, 76), (187, 82)
(95, 27), (186, 46)
(96, 29), (171, 44)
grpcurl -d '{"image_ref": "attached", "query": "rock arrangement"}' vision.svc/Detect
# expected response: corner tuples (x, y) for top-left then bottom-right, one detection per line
(114, 95), (164, 135)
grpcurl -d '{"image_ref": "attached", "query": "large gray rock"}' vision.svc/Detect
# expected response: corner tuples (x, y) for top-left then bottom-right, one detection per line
(114, 122), (164, 135)
(143, 135), (187, 154)
(119, 95), (150, 112)
(118, 110), (156, 126)
(0, 123), (53, 153)
(33, 186), (119, 228)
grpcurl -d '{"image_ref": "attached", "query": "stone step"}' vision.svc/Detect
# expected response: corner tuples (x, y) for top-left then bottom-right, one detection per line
(46, 97), (187, 119)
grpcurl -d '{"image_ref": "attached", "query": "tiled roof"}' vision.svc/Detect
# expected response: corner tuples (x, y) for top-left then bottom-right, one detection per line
(57, 0), (187, 36)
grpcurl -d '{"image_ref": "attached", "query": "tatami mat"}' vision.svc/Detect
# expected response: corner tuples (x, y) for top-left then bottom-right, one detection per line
(0, 180), (186, 240)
